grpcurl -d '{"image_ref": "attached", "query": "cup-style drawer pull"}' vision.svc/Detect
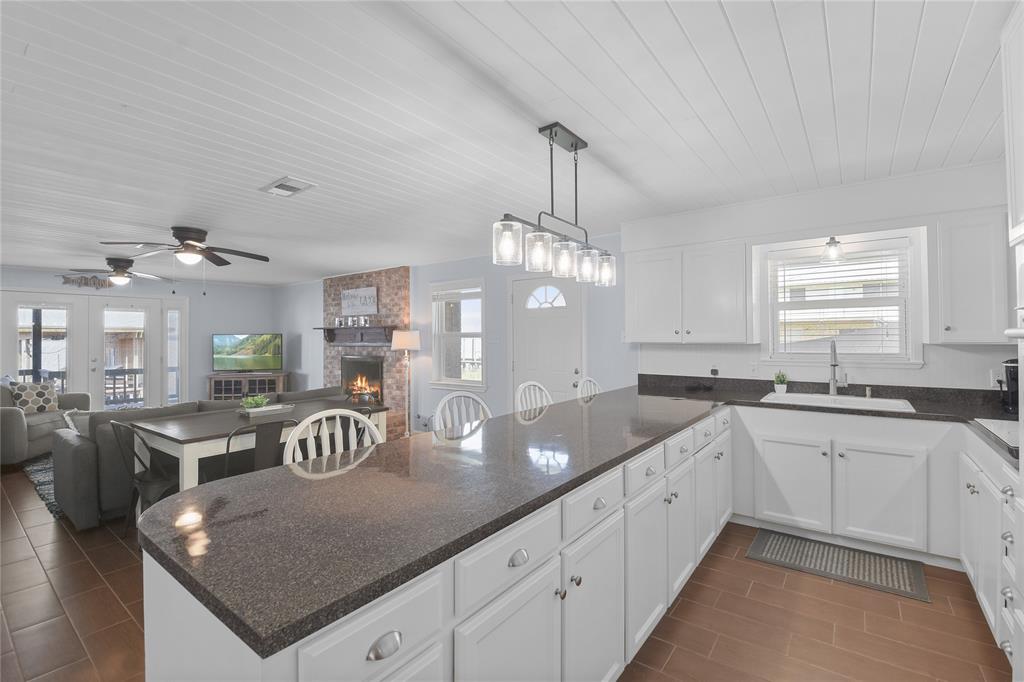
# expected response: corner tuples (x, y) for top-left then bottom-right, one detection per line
(704, 430), (712, 438)
(679, 445), (689, 453)
(1002, 486), (1016, 497)
(366, 630), (402, 661)
(645, 465), (657, 477)
(1000, 640), (1013, 657)
(508, 548), (530, 568)
(1002, 587), (1015, 601)
(593, 496), (607, 511)
(721, 418), (729, 425)
(1003, 531), (1015, 544)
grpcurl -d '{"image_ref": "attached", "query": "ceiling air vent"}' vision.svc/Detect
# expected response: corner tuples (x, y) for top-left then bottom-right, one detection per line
(258, 176), (316, 197)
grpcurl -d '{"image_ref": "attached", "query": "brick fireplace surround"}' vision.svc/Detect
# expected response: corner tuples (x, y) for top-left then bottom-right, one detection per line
(323, 266), (410, 441)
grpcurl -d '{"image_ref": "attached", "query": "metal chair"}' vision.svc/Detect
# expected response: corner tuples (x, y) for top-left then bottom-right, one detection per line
(433, 391), (492, 430)
(576, 377), (601, 399)
(282, 409), (384, 464)
(223, 419), (299, 478)
(515, 381), (553, 411)
(110, 421), (179, 536)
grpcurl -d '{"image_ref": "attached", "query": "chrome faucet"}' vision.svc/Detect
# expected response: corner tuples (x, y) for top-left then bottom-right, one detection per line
(829, 339), (839, 396)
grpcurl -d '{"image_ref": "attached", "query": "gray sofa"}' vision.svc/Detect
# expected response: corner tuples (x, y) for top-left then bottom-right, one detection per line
(52, 386), (343, 530)
(0, 385), (91, 465)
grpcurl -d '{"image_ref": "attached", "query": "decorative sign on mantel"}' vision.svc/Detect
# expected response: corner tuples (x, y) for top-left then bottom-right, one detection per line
(341, 286), (378, 316)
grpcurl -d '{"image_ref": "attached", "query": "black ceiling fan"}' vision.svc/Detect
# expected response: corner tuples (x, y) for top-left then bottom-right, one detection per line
(63, 257), (165, 285)
(100, 226), (270, 266)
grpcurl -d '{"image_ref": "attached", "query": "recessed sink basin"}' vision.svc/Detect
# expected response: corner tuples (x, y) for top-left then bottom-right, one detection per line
(760, 392), (915, 413)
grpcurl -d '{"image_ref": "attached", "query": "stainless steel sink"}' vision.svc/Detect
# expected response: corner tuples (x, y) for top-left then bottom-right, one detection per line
(760, 392), (915, 413)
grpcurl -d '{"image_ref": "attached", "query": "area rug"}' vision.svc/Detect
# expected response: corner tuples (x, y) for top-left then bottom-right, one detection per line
(746, 529), (930, 602)
(21, 453), (64, 518)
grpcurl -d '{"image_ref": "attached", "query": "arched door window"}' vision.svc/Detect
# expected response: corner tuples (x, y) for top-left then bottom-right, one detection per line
(525, 285), (566, 309)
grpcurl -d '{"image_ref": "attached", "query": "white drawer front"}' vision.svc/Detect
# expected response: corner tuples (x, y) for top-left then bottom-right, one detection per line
(665, 428), (695, 470)
(381, 642), (446, 682)
(714, 410), (731, 434)
(455, 504), (561, 616)
(625, 445), (667, 496)
(298, 570), (444, 682)
(562, 467), (625, 540)
(693, 417), (716, 452)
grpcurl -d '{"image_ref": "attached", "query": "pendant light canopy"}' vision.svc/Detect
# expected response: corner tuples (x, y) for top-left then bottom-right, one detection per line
(489, 122), (616, 286)
(821, 236), (845, 263)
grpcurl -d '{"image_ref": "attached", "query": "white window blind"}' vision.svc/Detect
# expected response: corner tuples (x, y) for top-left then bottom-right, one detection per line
(769, 247), (910, 358)
(431, 282), (484, 386)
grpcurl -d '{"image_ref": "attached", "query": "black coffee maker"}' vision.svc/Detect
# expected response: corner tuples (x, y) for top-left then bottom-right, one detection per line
(1000, 358), (1019, 414)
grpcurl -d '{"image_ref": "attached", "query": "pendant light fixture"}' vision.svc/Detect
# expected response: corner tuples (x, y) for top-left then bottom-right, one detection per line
(490, 122), (616, 287)
(821, 236), (845, 263)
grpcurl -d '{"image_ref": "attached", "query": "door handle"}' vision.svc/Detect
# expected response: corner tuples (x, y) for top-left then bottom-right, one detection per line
(572, 381), (579, 388)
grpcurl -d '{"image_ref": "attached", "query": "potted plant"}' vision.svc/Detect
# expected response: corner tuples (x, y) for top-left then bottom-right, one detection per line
(241, 394), (272, 414)
(773, 371), (788, 394)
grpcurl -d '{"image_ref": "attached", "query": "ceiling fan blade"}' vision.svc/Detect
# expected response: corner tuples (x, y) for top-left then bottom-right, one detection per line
(204, 246), (270, 262)
(69, 269), (111, 273)
(203, 251), (231, 267)
(132, 248), (173, 259)
(131, 272), (164, 280)
(99, 241), (176, 248)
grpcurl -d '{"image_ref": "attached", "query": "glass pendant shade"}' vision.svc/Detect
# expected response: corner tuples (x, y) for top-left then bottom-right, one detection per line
(108, 273), (131, 286)
(525, 231), (553, 272)
(576, 249), (599, 283)
(492, 221), (523, 266)
(596, 255), (617, 287)
(820, 236), (845, 263)
(552, 241), (578, 278)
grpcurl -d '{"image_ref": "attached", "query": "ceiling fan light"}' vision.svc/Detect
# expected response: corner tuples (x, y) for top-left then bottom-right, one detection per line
(576, 249), (599, 283)
(108, 273), (131, 286)
(175, 247), (204, 265)
(821, 236), (845, 263)
(595, 255), (617, 287)
(552, 241), (578, 278)
(525, 230), (553, 272)
(492, 221), (523, 266)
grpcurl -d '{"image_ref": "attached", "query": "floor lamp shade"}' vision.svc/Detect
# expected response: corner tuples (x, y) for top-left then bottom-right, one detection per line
(391, 330), (421, 352)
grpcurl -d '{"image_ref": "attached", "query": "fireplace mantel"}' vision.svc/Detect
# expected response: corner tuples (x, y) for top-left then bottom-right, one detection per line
(315, 326), (395, 346)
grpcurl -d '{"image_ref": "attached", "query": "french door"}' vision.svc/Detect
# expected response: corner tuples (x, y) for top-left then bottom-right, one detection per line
(88, 297), (162, 409)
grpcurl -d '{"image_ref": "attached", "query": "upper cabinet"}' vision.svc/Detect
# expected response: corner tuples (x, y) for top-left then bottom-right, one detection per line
(625, 241), (748, 344)
(1003, 3), (1024, 244)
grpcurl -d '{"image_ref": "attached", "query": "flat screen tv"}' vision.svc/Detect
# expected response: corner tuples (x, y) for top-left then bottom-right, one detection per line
(212, 334), (283, 372)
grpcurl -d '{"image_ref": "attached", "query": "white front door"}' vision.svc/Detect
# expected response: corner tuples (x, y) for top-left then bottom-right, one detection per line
(88, 297), (163, 409)
(511, 277), (583, 404)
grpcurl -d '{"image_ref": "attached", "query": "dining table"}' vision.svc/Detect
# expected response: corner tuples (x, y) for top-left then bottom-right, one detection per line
(130, 398), (390, 489)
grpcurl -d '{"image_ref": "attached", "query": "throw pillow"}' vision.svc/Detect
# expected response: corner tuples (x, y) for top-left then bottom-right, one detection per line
(10, 381), (58, 413)
(61, 408), (85, 434)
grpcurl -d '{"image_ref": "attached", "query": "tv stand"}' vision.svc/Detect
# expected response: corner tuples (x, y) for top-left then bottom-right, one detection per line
(207, 372), (288, 400)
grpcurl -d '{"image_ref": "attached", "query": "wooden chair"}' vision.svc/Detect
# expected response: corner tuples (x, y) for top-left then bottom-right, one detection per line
(110, 421), (179, 536)
(576, 377), (601, 399)
(433, 391), (492, 430)
(282, 409), (383, 464)
(515, 381), (553, 411)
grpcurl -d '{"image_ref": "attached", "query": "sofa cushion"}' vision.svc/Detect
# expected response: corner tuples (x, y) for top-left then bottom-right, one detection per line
(87, 402), (199, 443)
(277, 386), (344, 403)
(25, 410), (68, 442)
(10, 382), (59, 413)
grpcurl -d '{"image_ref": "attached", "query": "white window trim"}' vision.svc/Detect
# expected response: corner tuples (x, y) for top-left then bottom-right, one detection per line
(752, 227), (927, 369)
(429, 278), (486, 391)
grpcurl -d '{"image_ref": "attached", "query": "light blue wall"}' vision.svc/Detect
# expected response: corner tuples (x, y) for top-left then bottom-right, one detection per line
(273, 280), (324, 391)
(408, 233), (636, 430)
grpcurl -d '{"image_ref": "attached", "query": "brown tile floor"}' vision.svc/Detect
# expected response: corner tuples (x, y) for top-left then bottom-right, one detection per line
(621, 522), (1013, 682)
(0, 470), (144, 682)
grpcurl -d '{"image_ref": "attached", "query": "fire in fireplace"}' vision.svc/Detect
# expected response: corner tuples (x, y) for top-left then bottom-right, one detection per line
(340, 355), (384, 404)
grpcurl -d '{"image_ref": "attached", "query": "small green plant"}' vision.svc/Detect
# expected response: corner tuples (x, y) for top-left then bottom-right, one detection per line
(241, 394), (270, 409)
(773, 371), (788, 385)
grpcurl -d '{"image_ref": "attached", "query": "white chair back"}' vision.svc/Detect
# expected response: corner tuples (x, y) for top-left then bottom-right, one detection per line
(515, 381), (553, 411)
(576, 377), (601, 399)
(433, 391), (492, 430)
(282, 409), (384, 464)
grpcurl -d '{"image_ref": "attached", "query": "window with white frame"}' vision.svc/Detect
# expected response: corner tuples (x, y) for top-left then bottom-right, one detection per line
(763, 231), (919, 362)
(431, 281), (484, 387)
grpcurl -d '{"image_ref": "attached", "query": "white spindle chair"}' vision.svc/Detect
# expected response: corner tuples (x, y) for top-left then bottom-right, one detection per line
(282, 409), (383, 464)
(576, 377), (601, 399)
(515, 381), (553, 411)
(433, 391), (492, 430)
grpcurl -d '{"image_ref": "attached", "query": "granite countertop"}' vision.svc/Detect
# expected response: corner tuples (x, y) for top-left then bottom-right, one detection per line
(138, 380), (1018, 659)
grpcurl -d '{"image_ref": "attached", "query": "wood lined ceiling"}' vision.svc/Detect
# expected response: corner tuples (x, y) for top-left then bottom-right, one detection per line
(0, 1), (1013, 284)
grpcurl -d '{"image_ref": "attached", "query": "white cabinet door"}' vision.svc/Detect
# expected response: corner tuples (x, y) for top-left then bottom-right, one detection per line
(936, 214), (1009, 342)
(624, 480), (668, 660)
(833, 440), (928, 550)
(681, 241), (747, 343)
(562, 511), (625, 682)
(976, 471), (1005, 631)
(959, 452), (981, 583)
(754, 435), (832, 533)
(1003, 3), (1024, 243)
(454, 557), (561, 682)
(713, 432), (734, 531)
(625, 249), (683, 343)
(666, 459), (697, 600)
(695, 445), (718, 557)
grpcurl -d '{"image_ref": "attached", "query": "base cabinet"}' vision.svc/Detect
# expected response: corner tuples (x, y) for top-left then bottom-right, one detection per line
(667, 459), (697, 599)
(960, 452), (1005, 630)
(695, 446), (717, 556)
(454, 558), (561, 681)
(624, 480), (669, 659)
(561, 512), (625, 682)
(755, 435), (832, 532)
(714, 433), (733, 531)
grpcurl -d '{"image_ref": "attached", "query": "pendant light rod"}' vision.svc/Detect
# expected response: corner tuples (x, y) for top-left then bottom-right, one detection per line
(549, 133), (555, 215)
(574, 148), (579, 225)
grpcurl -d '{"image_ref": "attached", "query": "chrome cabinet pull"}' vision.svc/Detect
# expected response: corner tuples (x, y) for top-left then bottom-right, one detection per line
(1002, 485), (1015, 497)
(366, 631), (402, 662)
(674, 329), (680, 335)
(670, 491), (679, 499)
(837, 452), (846, 458)
(721, 418), (729, 425)
(555, 588), (567, 600)
(1000, 640), (1013, 657)
(1003, 531), (1015, 544)
(714, 451), (723, 461)
(704, 430), (712, 438)
(1002, 587), (1015, 601)
(970, 488), (980, 495)
(570, 575), (582, 587)
(645, 465), (657, 477)
(508, 548), (530, 568)
(966, 482), (975, 490)
(679, 445), (689, 454)
(685, 329), (692, 335)
(821, 451), (828, 457)
(944, 325), (952, 331)
(664, 496), (674, 504)
(593, 496), (607, 511)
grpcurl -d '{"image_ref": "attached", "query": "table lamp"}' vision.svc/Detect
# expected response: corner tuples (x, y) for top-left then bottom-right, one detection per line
(391, 330), (420, 438)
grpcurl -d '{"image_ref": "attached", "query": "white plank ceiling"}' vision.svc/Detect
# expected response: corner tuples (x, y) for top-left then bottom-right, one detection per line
(0, 0), (1013, 284)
